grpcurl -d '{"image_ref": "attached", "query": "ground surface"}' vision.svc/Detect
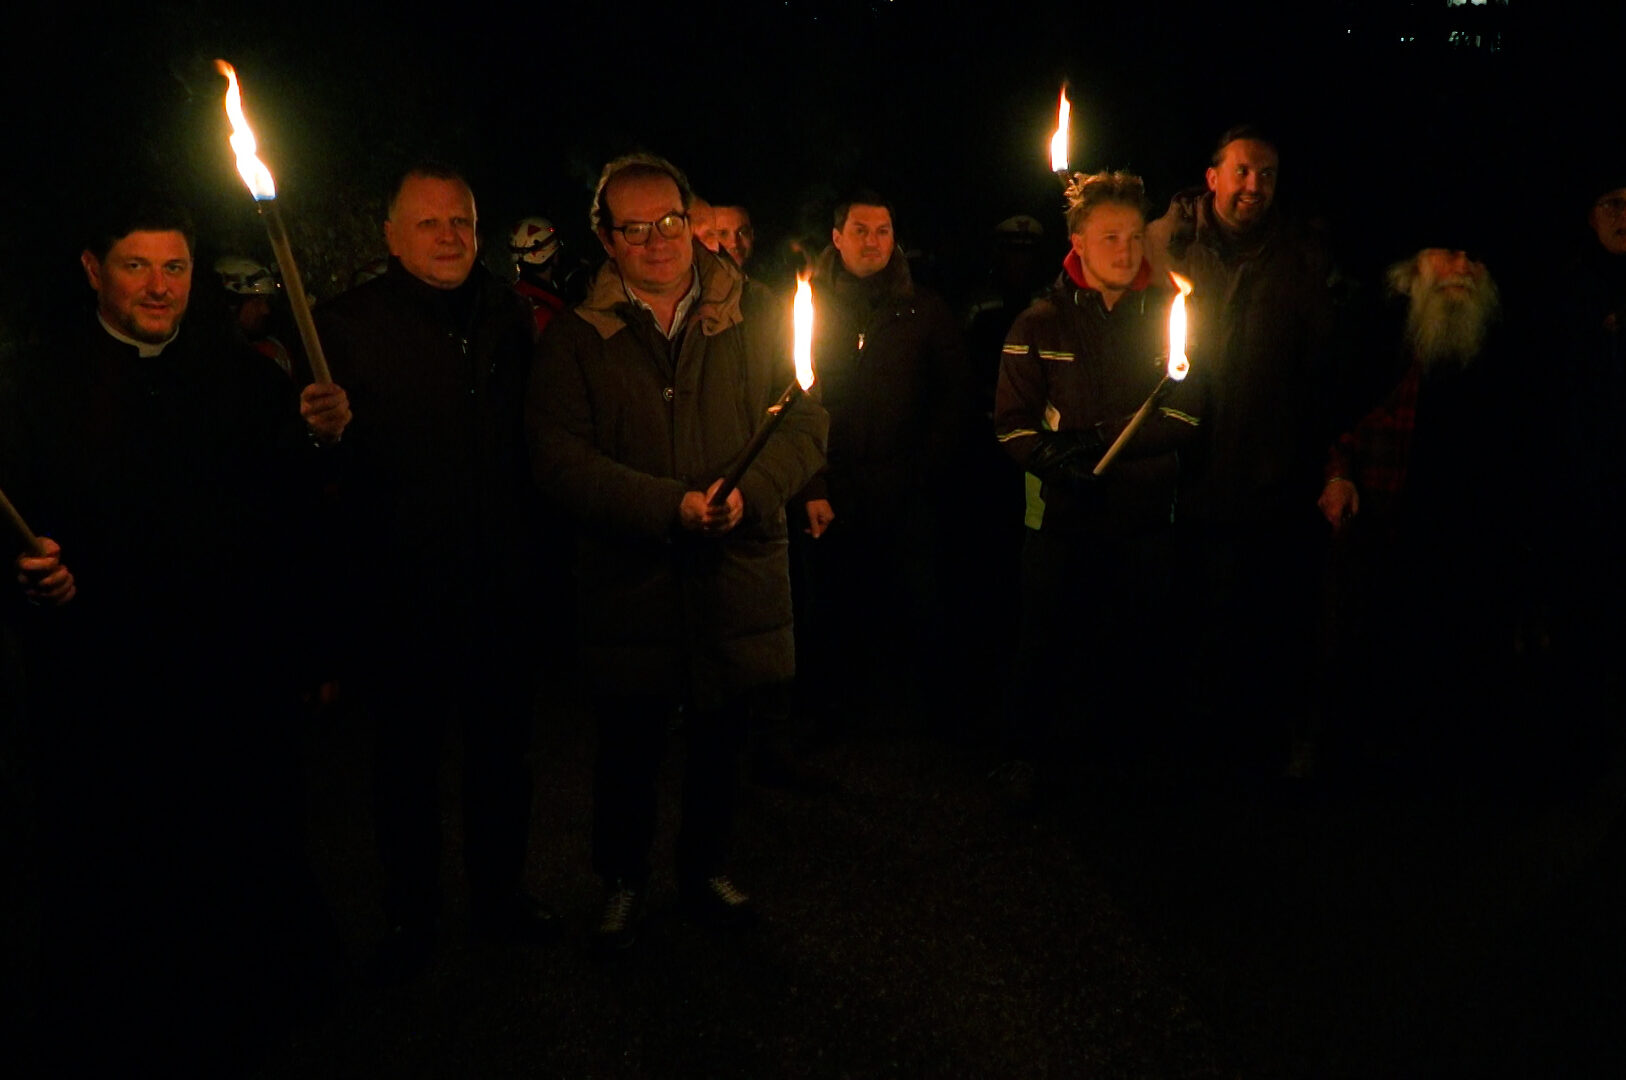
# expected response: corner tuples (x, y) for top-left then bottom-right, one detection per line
(215, 693), (1626, 1080)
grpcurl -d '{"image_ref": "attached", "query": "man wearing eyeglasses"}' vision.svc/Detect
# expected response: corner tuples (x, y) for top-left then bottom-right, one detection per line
(529, 153), (826, 952)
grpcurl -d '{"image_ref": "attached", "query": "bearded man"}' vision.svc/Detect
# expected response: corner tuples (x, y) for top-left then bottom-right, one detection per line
(1318, 247), (1505, 535)
(1316, 243), (1523, 774)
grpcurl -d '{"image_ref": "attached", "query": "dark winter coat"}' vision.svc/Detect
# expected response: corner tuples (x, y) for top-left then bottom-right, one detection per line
(1, 316), (324, 743)
(1554, 245), (1626, 534)
(528, 244), (827, 710)
(800, 247), (967, 525)
(2, 318), (312, 644)
(995, 251), (1203, 535)
(1147, 189), (1335, 522)
(318, 259), (542, 611)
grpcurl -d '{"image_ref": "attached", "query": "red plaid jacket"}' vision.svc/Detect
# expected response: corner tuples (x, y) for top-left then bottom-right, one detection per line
(1325, 358), (1421, 519)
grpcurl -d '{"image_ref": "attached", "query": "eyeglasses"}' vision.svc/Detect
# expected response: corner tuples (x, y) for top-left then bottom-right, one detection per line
(1595, 196), (1626, 217)
(611, 212), (689, 245)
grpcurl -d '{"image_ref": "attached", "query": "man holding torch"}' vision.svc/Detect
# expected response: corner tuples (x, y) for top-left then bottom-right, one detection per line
(529, 153), (825, 952)
(317, 163), (559, 975)
(994, 170), (1203, 799)
(4, 191), (349, 1064)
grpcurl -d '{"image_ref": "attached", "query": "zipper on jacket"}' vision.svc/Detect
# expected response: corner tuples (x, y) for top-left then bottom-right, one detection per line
(459, 335), (477, 395)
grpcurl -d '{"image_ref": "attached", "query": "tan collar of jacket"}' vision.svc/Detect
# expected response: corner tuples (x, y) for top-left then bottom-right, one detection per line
(576, 241), (745, 340)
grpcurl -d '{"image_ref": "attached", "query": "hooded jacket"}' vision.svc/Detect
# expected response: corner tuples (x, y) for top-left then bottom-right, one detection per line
(996, 251), (1202, 534)
(529, 243), (827, 709)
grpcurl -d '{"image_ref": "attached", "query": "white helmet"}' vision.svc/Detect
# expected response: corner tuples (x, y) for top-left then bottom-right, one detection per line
(508, 216), (560, 266)
(214, 255), (279, 296)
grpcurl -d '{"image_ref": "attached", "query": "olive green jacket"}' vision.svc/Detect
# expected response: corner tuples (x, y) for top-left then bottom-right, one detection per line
(528, 244), (827, 709)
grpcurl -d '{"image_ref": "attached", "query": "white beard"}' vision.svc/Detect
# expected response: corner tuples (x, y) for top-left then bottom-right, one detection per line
(1389, 258), (1501, 370)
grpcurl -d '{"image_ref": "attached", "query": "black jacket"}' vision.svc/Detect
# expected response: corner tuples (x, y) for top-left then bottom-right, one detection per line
(319, 259), (540, 609)
(1147, 189), (1336, 522)
(802, 248), (968, 525)
(1, 316), (322, 706)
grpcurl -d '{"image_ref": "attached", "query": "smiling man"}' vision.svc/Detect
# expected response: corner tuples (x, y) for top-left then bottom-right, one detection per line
(1206, 135), (1279, 235)
(82, 228), (192, 343)
(3, 191), (350, 1067)
(530, 152), (825, 952)
(1145, 123), (1337, 780)
(712, 202), (755, 268)
(318, 162), (558, 975)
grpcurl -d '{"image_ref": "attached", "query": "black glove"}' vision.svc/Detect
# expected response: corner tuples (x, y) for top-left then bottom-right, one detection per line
(1026, 427), (1107, 494)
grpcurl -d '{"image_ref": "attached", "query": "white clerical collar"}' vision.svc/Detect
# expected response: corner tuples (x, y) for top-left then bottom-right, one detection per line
(98, 314), (176, 358)
(623, 266), (701, 339)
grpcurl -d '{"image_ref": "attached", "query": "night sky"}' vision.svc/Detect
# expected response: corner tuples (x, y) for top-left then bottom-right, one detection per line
(1, 1), (1617, 331)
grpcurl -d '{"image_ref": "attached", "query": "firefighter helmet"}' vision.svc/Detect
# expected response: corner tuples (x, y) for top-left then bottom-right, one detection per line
(508, 216), (561, 266)
(214, 255), (279, 296)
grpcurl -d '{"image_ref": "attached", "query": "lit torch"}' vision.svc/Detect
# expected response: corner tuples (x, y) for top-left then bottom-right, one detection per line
(216, 60), (332, 384)
(1093, 272), (1194, 476)
(1049, 85), (1071, 184)
(708, 272), (818, 507)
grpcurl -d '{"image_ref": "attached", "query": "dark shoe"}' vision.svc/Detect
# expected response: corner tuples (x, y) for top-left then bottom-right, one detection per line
(594, 880), (644, 953)
(683, 875), (757, 930)
(368, 920), (436, 985)
(472, 892), (563, 946)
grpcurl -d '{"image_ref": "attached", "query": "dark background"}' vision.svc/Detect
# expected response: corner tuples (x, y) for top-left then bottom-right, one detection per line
(0, 0), (1617, 334)
(5, 5), (1626, 1074)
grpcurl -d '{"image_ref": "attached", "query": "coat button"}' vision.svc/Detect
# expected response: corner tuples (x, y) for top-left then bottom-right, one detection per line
(663, 386), (674, 402)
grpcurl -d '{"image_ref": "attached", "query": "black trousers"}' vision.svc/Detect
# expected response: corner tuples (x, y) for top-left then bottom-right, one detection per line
(1004, 526), (1173, 766)
(358, 603), (539, 927)
(591, 695), (749, 889)
(795, 496), (945, 724)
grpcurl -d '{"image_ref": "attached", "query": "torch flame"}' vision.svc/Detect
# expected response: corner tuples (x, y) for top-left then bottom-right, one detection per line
(1167, 272), (1193, 380)
(216, 60), (276, 200)
(1049, 86), (1071, 172)
(793, 271), (816, 390)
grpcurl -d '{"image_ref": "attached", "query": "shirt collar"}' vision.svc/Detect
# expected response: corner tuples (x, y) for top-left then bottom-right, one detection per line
(98, 313), (175, 358)
(623, 265), (701, 339)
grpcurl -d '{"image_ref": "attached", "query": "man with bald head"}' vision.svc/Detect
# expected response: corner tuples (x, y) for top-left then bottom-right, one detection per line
(689, 195), (722, 253)
(320, 162), (555, 975)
